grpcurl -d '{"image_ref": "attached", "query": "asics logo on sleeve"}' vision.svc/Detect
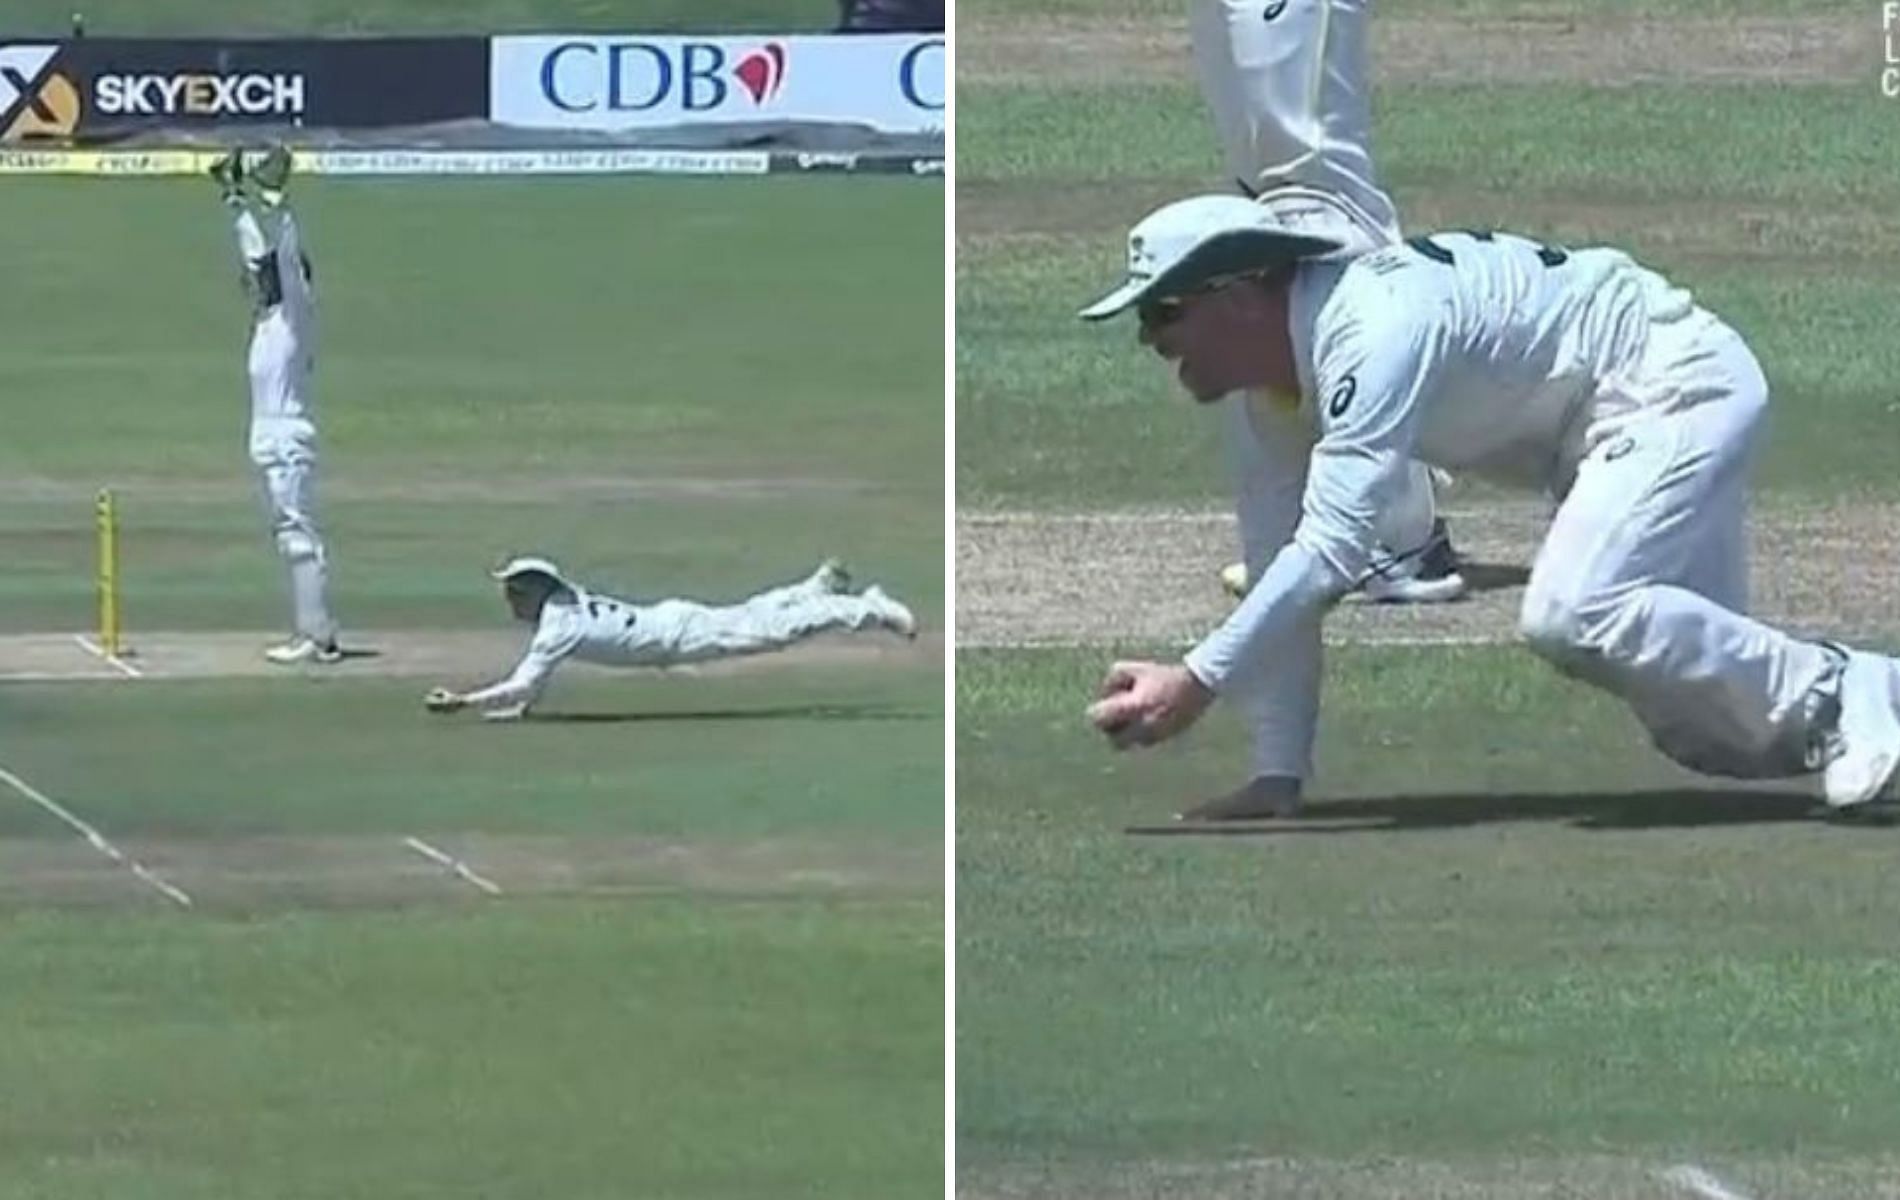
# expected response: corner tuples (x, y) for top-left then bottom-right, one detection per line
(1327, 374), (1357, 419)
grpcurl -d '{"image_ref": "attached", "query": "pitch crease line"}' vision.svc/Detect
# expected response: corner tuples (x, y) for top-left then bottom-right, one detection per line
(72, 634), (144, 678)
(1662, 1165), (1757, 1200)
(403, 836), (503, 895)
(0, 765), (191, 907)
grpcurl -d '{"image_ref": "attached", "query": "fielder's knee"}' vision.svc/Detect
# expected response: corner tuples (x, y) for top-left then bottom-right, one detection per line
(275, 526), (324, 564)
(1519, 588), (1589, 666)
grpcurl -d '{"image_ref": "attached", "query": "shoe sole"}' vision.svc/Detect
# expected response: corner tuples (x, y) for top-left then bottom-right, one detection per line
(1354, 572), (1469, 605)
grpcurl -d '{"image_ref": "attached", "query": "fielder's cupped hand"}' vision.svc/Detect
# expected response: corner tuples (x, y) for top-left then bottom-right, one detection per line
(1086, 660), (1215, 749)
(423, 687), (465, 713)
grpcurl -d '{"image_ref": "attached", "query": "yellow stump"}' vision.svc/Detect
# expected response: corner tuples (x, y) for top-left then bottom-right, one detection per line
(96, 488), (121, 658)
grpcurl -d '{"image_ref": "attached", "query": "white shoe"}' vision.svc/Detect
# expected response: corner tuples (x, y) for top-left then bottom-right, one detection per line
(1220, 520), (1468, 605)
(864, 585), (917, 639)
(1821, 651), (1900, 808)
(264, 636), (342, 665)
(480, 703), (529, 723)
(810, 557), (852, 594)
(1359, 565), (1468, 605)
(1355, 518), (1467, 605)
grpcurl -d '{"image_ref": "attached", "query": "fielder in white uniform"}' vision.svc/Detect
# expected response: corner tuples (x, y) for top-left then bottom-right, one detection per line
(1185, 0), (1463, 817)
(425, 556), (919, 721)
(1080, 195), (1900, 814)
(211, 144), (340, 665)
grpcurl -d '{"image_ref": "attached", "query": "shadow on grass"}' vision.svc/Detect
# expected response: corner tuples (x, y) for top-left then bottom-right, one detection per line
(533, 704), (936, 724)
(1127, 788), (1900, 835)
(1460, 559), (1531, 593)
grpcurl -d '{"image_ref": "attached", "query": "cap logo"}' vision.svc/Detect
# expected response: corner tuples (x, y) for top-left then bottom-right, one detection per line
(1127, 233), (1157, 280)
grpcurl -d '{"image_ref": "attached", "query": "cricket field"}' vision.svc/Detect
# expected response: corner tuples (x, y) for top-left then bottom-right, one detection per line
(957, 2), (1900, 1197)
(0, 4), (942, 1196)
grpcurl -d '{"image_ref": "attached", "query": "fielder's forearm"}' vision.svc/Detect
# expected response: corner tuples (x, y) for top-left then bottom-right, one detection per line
(1185, 538), (1349, 693)
(461, 655), (554, 710)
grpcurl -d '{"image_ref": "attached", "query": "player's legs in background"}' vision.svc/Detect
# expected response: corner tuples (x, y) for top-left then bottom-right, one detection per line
(1190, 0), (1397, 236)
(257, 454), (338, 658)
(249, 320), (336, 660)
(1195, 0), (1461, 603)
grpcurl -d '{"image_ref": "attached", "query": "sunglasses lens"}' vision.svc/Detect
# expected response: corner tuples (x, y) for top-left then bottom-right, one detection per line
(1140, 297), (1184, 328)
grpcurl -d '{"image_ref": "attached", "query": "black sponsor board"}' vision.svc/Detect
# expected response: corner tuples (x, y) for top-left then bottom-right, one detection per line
(0, 38), (487, 142)
(772, 151), (942, 176)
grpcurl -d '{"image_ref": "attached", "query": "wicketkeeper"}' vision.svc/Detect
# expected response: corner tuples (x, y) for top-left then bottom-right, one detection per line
(1081, 195), (1900, 816)
(210, 143), (341, 665)
(425, 557), (919, 721)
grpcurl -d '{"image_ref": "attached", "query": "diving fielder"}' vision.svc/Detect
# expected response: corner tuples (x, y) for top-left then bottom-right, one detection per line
(425, 557), (919, 721)
(211, 144), (340, 665)
(1081, 196), (1900, 814)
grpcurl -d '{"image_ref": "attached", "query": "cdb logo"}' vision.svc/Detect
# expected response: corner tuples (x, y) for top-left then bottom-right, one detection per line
(540, 41), (785, 113)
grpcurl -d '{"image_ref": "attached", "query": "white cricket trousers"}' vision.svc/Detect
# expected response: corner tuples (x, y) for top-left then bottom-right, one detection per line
(1189, 0), (1398, 239)
(1521, 312), (1833, 777)
(656, 576), (894, 664)
(250, 316), (334, 645)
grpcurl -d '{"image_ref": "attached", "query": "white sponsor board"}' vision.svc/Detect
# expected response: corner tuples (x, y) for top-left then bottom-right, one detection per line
(490, 33), (944, 135)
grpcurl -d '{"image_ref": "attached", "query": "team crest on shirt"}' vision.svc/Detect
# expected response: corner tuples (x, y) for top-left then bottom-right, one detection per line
(1327, 374), (1357, 419)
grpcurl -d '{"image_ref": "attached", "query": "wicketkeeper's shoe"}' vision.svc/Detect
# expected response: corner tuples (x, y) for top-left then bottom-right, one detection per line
(264, 636), (343, 665)
(1820, 649), (1900, 808)
(864, 585), (917, 639)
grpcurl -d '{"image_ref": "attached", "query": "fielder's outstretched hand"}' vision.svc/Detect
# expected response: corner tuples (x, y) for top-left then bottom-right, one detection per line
(423, 687), (465, 714)
(1086, 660), (1215, 750)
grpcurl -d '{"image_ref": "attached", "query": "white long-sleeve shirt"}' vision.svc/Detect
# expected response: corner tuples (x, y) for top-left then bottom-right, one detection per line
(464, 586), (687, 711)
(1187, 231), (1695, 694)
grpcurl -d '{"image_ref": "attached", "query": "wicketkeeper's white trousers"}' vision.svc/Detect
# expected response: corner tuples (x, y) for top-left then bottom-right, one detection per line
(250, 318), (333, 645)
(1521, 310), (1836, 777)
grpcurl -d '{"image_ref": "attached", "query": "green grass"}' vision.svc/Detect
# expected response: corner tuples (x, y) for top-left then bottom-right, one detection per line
(0, 670), (941, 839)
(958, 6), (1900, 1191)
(0, 897), (939, 1200)
(5, 0), (838, 35)
(958, 647), (1900, 1175)
(0, 176), (942, 632)
(1, 156), (941, 1196)
(3, 178), (941, 487)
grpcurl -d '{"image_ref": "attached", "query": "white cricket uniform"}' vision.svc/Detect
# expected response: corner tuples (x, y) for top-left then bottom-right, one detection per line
(1190, 0), (1397, 238)
(1190, 0), (1443, 781)
(1189, 231), (1854, 779)
(233, 202), (334, 645)
(464, 575), (901, 713)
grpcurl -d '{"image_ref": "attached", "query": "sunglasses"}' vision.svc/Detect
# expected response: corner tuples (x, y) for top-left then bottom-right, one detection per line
(1135, 270), (1262, 331)
(1137, 294), (1190, 330)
